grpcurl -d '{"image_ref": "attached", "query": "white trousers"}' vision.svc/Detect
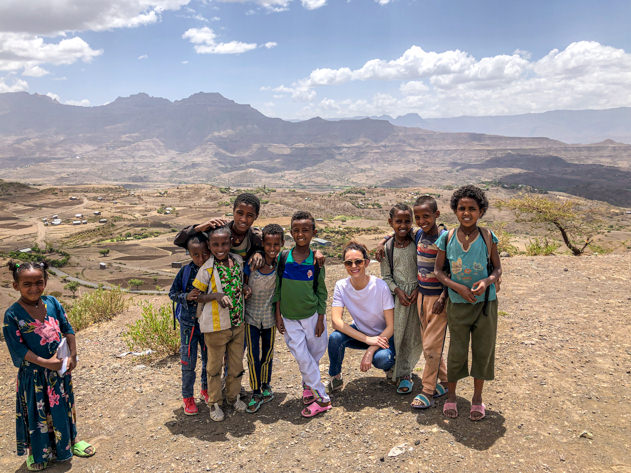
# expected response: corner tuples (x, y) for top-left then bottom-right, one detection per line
(282, 312), (330, 403)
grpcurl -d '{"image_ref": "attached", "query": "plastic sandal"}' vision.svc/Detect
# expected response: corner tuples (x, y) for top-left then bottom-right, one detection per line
(443, 401), (458, 418)
(302, 386), (316, 405)
(301, 400), (332, 418)
(433, 384), (448, 398)
(411, 393), (434, 409)
(246, 394), (263, 413)
(72, 440), (96, 458)
(209, 402), (225, 422)
(26, 455), (48, 471)
(261, 386), (274, 403)
(396, 377), (414, 394)
(470, 403), (486, 421)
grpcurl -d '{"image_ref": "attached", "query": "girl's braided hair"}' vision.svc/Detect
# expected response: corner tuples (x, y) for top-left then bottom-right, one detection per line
(7, 261), (49, 282)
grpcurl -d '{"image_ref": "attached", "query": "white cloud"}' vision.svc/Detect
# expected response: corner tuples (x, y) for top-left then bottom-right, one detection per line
(183, 27), (259, 54)
(270, 41), (631, 118)
(264, 42), (277, 49)
(217, 0), (291, 12)
(375, 0), (392, 4)
(301, 0), (326, 9)
(46, 92), (90, 106)
(181, 60), (189, 64)
(138, 54), (149, 60)
(0, 75), (28, 93)
(0, 0), (192, 35)
(0, 33), (102, 77)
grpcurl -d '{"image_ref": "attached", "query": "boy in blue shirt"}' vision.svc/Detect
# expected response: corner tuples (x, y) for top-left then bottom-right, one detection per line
(169, 233), (211, 415)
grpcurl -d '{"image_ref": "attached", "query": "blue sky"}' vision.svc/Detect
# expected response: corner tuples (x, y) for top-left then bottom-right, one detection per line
(1, 0), (630, 119)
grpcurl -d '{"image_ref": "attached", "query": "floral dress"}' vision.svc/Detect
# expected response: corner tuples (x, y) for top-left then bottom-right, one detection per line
(2, 296), (77, 464)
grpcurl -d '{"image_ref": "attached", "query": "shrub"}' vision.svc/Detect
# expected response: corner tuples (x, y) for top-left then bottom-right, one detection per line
(524, 237), (560, 256)
(66, 287), (128, 331)
(123, 302), (180, 356)
(99, 249), (110, 256)
(128, 278), (143, 290)
(489, 223), (519, 256)
(65, 281), (79, 298)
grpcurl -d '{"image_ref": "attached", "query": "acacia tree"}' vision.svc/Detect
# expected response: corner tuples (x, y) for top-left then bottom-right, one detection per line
(65, 281), (79, 298)
(499, 194), (600, 256)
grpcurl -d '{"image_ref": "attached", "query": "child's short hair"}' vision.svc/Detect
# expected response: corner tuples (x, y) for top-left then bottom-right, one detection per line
(186, 232), (208, 248)
(389, 203), (413, 219)
(450, 185), (489, 215)
(8, 261), (49, 282)
(291, 210), (316, 230)
(414, 195), (438, 212)
(262, 223), (284, 241)
(233, 193), (261, 216)
(342, 240), (369, 260)
(209, 226), (231, 239)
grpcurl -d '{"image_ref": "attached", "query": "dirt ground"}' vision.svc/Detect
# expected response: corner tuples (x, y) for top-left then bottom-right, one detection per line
(1, 254), (630, 473)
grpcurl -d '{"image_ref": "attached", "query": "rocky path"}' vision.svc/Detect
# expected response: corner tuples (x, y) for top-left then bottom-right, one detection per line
(1, 254), (630, 473)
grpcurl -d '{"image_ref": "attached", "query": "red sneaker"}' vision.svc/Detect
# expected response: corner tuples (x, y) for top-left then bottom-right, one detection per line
(200, 389), (209, 404)
(183, 397), (198, 415)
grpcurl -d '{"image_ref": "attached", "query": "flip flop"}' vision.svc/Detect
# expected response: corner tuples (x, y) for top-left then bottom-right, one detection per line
(26, 455), (48, 471)
(72, 440), (96, 458)
(470, 403), (486, 421)
(411, 393), (434, 410)
(301, 400), (332, 418)
(246, 394), (263, 414)
(433, 384), (448, 398)
(302, 386), (316, 405)
(397, 377), (413, 394)
(442, 401), (458, 418)
(261, 386), (274, 403)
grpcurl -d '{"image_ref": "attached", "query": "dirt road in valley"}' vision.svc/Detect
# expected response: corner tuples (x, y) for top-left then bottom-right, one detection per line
(1, 254), (630, 472)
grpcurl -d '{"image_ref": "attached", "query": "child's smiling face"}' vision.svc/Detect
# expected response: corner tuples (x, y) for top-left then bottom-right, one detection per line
(290, 218), (316, 248)
(13, 268), (47, 303)
(263, 233), (283, 263)
(389, 208), (413, 240)
(188, 241), (210, 267)
(208, 232), (231, 261)
(455, 197), (482, 229)
(233, 203), (258, 236)
(413, 203), (440, 235)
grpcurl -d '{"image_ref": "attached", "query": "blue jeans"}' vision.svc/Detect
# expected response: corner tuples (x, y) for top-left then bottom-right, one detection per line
(327, 325), (396, 377)
(180, 322), (208, 398)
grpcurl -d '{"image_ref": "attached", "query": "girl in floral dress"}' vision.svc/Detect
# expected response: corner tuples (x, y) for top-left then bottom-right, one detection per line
(2, 261), (95, 471)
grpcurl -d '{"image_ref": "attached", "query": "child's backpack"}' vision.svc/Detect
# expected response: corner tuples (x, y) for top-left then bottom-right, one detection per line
(444, 227), (501, 316)
(172, 263), (193, 329)
(276, 249), (320, 294)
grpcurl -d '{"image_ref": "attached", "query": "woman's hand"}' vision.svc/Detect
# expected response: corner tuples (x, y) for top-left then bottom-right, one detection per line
(360, 350), (374, 372)
(365, 336), (389, 349)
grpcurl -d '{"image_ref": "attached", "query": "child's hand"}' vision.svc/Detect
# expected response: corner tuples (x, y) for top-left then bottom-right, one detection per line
(432, 296), (446, 315)
(471, 279), (488, 296)
(456, 285), (477, 303)
(243, 285), (252, 299)
(186, 289), (200, 301)
(360, 350), (374, 372)
(218, 295), (233, 309)
(67, 355), (77, 372)
(374, 243), (385, 262)
(200, 217), (228, 231)
(248, 252), (264, 270)
(365, 336), (389, 349)
(314, 250), (326, 267)
(408, 287), (419, 305)
(47, 356), (64, 371)
(275, 313), (286, 334)
(315, 314), (325, 337)
(394, 288), (410, 306)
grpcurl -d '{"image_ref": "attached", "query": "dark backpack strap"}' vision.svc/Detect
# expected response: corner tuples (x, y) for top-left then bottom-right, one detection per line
(313, 260), (320, 294)
(276, 249), (290, 294)
(478, 227), (494, 316)
(386, 238), (394, 277)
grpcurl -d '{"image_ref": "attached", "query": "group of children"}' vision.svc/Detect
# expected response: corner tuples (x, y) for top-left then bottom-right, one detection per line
(167, 185), (501, 422)
(2, 184), (501, 469)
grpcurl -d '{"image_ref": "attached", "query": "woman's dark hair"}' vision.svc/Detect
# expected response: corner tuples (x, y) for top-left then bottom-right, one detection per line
(413, 195), (438, 212)
(186, 232), (208, 248)
(8, 261), (49, 282)
(450, 185), (489, 215)
(342, 241), (369, 260)
(262, 223), (284, 241)
(389, 203), (413, 219)
(233, 193), (261, 216)
(209, 226), (232, 240)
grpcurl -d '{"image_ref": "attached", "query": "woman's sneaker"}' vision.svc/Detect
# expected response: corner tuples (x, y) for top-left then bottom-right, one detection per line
(183, 397), (198, 415)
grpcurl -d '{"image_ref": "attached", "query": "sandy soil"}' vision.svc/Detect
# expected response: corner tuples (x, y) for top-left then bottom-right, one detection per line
(1, 254), (630, 473)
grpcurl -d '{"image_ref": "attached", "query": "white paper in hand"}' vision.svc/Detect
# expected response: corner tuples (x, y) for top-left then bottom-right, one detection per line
(56, 337), (70, 376)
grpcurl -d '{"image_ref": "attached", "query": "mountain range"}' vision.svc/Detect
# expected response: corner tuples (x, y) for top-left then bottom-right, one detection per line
(0, 92), (629, 205)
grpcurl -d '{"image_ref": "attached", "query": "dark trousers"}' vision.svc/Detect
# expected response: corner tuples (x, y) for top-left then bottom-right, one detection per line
(245, 323), (276, 393)
(180, 322), (208, 398)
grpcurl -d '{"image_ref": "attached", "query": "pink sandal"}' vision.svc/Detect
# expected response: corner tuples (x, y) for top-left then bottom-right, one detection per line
(442, 401), (458, 418)
(470, 403), (486, 421)
(302, 386), (316, 405)
(301, 400), (332, 418)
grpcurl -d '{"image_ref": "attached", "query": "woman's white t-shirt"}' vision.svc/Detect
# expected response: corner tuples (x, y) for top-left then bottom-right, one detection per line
(331, 275), (394, 337)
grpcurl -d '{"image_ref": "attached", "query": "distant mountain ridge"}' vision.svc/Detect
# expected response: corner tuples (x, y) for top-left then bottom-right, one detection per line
(356, 108), (631, 144)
